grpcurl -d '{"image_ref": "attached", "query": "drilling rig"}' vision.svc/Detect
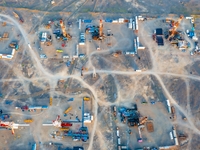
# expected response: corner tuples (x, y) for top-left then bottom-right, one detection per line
(168, 15), (184, 40)
(60, 19), (72, 40)
(92, 19), (104, 40)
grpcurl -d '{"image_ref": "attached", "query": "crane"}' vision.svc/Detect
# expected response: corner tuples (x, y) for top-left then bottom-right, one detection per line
(0, 120), (29, 134)
(168, 15), (184, 40)
(60, 19), (72, 40)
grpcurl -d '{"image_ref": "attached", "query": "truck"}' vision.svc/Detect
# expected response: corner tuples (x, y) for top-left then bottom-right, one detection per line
(2, 32), (8, 39)
(64, 106), (72, 114)
(9, 42), (19, 50)
(83, 97), (90, 101)
(24, 119), (33, 123)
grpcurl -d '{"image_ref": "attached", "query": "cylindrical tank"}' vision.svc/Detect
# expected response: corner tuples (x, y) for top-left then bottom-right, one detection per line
(172, 128), (177, 138)
(169, 132), (173, 140)
(117, 137), (121, 145)
(174, 137), (179, 145)
(168, 106), (172, 113)
(166, 100), (170, 106)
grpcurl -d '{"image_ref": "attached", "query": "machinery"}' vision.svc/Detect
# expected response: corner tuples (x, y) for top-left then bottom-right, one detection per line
(43, 115), (72, 129)
(60, 19), (72, 40)
(64, 106), (72, 114)
(49, 97), (53, 106)
(52, 115), (72, 128)
(92, 19), (105, 40)
(112, 51), (122, 57)
(64, 99), (89, 142)
(0, 121), (29, 134)
(24, 119), (33, 123)
(137, 125), (145, 143)
(168, 15), (184, 40)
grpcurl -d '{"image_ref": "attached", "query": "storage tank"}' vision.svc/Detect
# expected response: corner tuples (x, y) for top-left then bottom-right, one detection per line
(117, 130), (119, 137)
(169, 132), (173, 140)
(79, 19), (81, 30)
(132, 21), (135, 30)
(172, 128), (177, 138)
(117, 137), (121, 144)
(174, 137), (179, 145)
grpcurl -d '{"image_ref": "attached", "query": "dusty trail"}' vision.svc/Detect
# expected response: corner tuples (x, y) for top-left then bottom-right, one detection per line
(1, 12), (200, 150)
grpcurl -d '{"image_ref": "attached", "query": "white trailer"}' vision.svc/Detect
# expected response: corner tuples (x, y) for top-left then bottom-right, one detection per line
(128, 23), (132, 29)
(79, 19), (81, 30)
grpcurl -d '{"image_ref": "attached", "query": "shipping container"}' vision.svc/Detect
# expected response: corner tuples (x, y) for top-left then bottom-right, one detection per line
(83, 19), (92, 23)
(119, 18), (124, 23)
(128, 23), (132, 29)
(112, 20), (118, 23)
(117, 137), (121, 144)
(42, 106), (48, 109)
(105, 19), (113, 23)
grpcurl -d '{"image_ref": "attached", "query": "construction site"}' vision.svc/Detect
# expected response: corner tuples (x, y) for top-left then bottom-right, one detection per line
(0, 1), (199, 150)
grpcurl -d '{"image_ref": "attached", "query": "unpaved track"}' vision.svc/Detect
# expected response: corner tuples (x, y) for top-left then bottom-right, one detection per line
(1, 12), (200, 150)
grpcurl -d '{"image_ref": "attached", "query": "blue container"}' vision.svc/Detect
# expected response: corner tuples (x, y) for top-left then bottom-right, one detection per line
(66, 61), (71, 67)
(83, 20), (92, 23)
(105, 19), (112, 23)
(53, 30), (60, 34)
(42, 105), (48, 109)
(68, 98), (74, 101)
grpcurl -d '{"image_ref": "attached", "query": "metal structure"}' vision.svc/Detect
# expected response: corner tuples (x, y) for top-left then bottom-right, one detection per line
(60, 20), (71, 40)
(168, 15), (184, 40)
(64, 99), (89, 142)
(43, 115), (72, 128)
(0, 121), (29, 134)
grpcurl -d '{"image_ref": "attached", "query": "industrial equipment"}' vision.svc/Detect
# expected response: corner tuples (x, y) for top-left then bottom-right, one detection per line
(0, 121), (29, 134)
(24, 119), (33, 123)
(64, 107), (72, 114)
(43, 115), (72, 128)
(92, 19), (105, 40)
(49, 97), (53, 106)
(137, 125), (144, 143)
(83, 97), (90, 101)
(60, 19), (72, 40)
(112, 51), (122, 57)
(168, 15), (184, 40)
(64, 99), (89, 142)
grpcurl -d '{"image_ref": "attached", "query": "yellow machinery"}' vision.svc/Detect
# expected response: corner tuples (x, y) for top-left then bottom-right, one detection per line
(49, 97), (53, 106)
(24, 119), (33, 123)
(64, 106), (72, 114)
(83, 97), (90, 101)
(60, 128), (69, 131)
